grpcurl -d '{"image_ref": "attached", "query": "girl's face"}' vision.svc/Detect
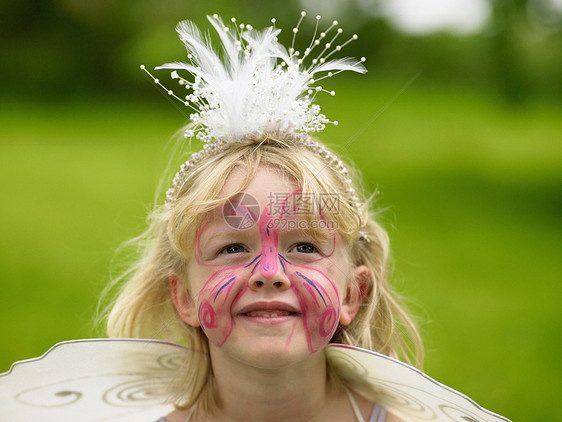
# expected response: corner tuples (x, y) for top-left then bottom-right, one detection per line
(172, 166), (368, 369)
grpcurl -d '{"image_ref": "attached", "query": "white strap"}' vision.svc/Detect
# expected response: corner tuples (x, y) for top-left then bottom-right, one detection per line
(185, 407), (195, 422)
(343, 386), (366, 422)
(369, 403), (387, 422)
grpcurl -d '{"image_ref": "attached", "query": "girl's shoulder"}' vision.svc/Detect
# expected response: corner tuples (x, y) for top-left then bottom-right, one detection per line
(157, 405), (405, 422)
(384, 413), (407, 422)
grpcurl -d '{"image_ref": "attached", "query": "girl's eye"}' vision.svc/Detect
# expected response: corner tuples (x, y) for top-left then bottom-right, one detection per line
(291, 243), (317, 254)
(220, 244), (246, 254)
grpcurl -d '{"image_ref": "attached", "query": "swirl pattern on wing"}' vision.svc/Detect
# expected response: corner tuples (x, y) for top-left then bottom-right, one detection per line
(371, 381), (438, 420)
(156, 351), (185, 370)
(102, 376), (171, 407)
(439, 404), (483, 422)
(12, 348), (185, 409)
(16, 387), (83, 408)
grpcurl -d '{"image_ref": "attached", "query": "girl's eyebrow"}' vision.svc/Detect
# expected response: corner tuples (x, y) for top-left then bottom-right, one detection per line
(202, 225), (255, 241)
(276, 225), (332, 237)
(202, 226), (235, 241)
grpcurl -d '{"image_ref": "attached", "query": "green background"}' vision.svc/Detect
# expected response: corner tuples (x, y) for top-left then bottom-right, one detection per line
(1, 1), (560, 420)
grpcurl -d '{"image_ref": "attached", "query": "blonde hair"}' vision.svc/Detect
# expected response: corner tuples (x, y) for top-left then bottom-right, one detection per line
(100, 132), (423, 410)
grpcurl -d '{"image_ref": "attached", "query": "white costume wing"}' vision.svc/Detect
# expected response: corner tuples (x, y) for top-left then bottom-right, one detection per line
(0, 339), (179, 422)
(326, 344), (511, 422)
(0, 339), (511, 422)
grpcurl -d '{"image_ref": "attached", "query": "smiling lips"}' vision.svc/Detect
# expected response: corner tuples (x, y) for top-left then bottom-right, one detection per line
(237, 301), (300, 320)
(243, 310), (296, 318)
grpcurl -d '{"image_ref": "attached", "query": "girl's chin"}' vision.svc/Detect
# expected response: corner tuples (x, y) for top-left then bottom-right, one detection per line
(211, 336), (321, 370)
(234, 349), (316, 370)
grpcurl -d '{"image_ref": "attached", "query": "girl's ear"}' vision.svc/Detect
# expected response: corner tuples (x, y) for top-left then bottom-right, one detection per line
(169, 274), (200, 327)
(340, 265), (370, 326)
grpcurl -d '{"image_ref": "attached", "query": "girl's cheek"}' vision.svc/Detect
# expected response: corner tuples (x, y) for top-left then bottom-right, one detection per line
(289, 269), (340, 353)
(196, 269), (247, 347)
(194, 259), (341, 354)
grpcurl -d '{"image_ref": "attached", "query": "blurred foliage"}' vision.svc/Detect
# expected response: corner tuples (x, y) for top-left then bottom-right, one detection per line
(0, 0), (560, 103)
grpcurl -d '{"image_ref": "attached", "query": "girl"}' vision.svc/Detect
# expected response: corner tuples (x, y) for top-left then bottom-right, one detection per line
(104, 13), (422, 422)
(0, 13), (511, 422)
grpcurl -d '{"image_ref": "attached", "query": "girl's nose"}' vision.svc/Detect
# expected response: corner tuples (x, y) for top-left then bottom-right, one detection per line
(248, 259), (291, 291)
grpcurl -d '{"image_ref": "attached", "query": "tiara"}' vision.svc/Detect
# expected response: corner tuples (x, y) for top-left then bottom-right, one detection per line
(142, 13), (369, 236)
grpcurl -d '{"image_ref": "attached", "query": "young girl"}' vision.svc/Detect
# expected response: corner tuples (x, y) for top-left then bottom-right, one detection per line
(97, 13), (507, 422)
(0, 13), (510, 422)
(102, 13), (421, 422)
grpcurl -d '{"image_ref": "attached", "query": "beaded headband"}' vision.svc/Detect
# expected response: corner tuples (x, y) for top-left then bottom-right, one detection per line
(142, 13), (368, 235)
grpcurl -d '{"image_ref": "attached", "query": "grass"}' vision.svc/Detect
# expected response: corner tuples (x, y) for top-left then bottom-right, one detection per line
(1, 76), (560, 420)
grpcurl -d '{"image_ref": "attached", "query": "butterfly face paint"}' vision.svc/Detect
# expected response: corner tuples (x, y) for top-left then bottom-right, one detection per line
(190, 182), (347, 354)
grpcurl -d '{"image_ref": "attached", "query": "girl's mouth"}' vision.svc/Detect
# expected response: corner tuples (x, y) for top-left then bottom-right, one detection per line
(236, 302), (301, 324)
(242, 310), (297, 318)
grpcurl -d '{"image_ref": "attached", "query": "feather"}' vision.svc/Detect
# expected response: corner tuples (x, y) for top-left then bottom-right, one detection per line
(153, 14), (367, 142)
(312, 58), (367, 74)
(206, 15), (241, 74)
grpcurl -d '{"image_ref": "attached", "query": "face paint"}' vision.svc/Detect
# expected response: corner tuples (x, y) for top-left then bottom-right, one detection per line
(196, 270), (248, 347)
(192, 189), (343, 353)
(258, 207), (278, 279)
(287, 265), (340, 352)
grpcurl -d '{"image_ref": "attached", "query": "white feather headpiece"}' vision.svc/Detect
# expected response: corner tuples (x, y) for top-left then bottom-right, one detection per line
(141, 12), (367, 209)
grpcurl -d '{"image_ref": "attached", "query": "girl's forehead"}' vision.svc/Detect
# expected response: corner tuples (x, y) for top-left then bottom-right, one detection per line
(195, 165), (344, 238)
(219, 165), (298, 197)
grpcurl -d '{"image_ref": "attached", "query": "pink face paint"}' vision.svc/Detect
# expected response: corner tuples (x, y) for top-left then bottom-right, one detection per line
(258, 207), (278, 279)
(287, 265), (340, 352)
(196, 269), (249, 347)
(192, 188), (342, 353)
